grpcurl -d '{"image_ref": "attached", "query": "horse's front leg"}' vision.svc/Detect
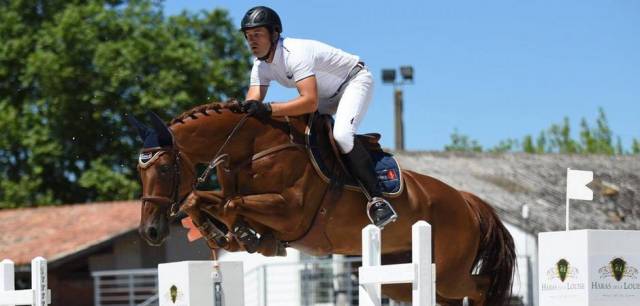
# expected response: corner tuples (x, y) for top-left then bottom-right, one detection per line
(182, 191), (243, 252)
(223, 193), (297, 257)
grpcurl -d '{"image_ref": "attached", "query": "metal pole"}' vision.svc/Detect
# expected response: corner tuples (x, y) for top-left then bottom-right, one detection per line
(394, 88), (404, 151)
(94, 276), (100, 306)
(260, 266), (267, 306)
(128, 274), (134, 306)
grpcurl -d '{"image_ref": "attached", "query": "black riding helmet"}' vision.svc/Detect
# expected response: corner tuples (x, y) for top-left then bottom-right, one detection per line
(241, 6), (282, 61)
(240, 6), (282, 34)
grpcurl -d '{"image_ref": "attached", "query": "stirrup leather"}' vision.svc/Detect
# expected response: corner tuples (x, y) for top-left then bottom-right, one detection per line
(366, 197), (398, 229)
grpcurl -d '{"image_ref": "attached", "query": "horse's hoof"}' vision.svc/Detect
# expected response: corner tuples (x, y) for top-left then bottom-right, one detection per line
(275, 242), (287, 257)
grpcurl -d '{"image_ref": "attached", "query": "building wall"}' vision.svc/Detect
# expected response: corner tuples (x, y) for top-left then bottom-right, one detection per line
(505, 222), (538, 306)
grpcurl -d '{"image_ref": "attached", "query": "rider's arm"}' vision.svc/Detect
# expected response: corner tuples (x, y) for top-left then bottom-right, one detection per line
(270, 76), (318, 116)
(246, 85), (268, 102)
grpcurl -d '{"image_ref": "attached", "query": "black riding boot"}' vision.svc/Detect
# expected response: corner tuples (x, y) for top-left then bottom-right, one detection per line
(343, 139), (398, 228)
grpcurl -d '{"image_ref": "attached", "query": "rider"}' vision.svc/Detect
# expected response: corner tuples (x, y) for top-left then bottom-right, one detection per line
(239, 6), (397, 228)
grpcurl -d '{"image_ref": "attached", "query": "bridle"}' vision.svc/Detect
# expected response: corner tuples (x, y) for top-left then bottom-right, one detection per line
(139, 112), (306, 218)
(139, 146), (192, 218)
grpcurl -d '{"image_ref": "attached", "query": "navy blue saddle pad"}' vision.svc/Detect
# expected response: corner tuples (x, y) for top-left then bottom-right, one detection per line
(307, 120), (403, 196)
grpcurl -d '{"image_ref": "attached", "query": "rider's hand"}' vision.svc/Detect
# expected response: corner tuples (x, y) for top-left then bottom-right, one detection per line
(242, 100), (272, 120)
(240, 100), (260, 112)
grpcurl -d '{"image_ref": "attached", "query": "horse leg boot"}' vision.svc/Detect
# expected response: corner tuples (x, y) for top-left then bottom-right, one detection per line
(182, 193), (230, 249)
(231, 218), (261, 253)
(225, 195), (290, 256)
(342, 138), (398, 228)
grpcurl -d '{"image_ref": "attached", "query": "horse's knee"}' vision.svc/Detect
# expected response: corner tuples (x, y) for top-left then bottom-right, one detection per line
(182, 193), (200, 211)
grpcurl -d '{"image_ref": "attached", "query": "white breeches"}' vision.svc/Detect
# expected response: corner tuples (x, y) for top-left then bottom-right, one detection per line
(328, 69), (374, 154)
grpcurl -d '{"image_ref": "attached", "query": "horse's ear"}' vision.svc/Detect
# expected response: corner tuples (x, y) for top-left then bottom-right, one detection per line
(127, 113), (151, 142)
(147, 111), (173, 147)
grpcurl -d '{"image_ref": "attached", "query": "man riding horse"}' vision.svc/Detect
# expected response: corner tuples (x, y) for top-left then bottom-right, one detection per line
(129, 7), (517, 305)
(238, 6), (397, 229)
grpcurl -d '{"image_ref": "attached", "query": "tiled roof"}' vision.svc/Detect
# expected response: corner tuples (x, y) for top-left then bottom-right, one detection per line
(394, 152), (640, 234)
(0, 201), (140, 265)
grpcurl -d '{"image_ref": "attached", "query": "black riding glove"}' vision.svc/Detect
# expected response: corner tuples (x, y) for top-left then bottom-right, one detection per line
(242, 100), (272, 120)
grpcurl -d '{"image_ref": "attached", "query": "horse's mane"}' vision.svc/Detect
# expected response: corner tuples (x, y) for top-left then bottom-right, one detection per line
(169, 99), (244, 126)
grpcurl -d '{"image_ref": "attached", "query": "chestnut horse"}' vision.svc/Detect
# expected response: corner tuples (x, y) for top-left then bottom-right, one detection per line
(130, 102), (516, 306)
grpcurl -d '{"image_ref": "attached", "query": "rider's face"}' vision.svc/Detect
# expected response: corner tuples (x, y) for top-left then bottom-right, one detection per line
(244, 27), (272, 59)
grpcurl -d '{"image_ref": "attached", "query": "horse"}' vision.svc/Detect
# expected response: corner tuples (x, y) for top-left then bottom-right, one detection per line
(129, 101), (516, 306)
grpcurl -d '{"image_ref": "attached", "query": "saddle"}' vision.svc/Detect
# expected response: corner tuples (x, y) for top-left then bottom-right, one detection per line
(305, 113), (404, 197)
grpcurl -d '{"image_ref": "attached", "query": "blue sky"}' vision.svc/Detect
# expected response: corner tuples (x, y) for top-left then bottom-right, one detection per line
(163, 0), (639, 151)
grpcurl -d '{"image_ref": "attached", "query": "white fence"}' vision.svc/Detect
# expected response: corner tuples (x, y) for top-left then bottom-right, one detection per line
(358, 221), (436, 306)
(0, 257), (51, 306)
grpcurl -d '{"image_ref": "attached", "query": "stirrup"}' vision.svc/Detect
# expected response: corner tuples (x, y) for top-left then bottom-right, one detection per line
(366, 197), (398, 229)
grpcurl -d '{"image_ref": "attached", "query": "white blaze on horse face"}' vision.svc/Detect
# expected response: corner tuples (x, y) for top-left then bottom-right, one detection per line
(139, 151), (164, 169)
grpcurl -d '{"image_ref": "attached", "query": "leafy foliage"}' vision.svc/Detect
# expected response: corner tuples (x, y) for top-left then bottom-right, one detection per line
(444, 129), (483, 153)
(0, 0), (251, 207)
(446, 108), (638, 155)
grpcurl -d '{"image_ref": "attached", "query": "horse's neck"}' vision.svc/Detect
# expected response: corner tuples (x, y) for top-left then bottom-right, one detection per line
(198, 115), (310, 200)
(172, 113), (257, 163)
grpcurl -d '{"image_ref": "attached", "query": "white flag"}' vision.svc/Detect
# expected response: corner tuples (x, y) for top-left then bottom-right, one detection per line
(566, 168), (593, 201)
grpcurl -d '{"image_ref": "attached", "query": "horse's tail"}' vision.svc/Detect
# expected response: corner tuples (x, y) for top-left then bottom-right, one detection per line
(461, 191), (516, 306)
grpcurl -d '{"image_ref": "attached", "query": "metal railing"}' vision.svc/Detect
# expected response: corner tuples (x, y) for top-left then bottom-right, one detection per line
(91, 255), (533, 306)
(91, 269), (158, 306)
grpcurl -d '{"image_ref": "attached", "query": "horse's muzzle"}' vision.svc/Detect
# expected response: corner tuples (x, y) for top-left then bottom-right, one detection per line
(140, 224), (168, 246)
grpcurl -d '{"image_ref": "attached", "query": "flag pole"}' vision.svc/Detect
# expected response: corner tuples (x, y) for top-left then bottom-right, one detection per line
(566, 168), (570, 231)
(566, 196), (570, 231)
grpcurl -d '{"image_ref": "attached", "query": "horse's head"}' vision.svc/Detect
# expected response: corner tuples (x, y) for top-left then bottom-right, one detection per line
(128, 112), (195, 246)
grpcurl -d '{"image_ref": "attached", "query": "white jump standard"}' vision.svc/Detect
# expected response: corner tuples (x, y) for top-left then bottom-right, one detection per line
(157, 261), (244, 306)
(359, 220), (436, 306)
(0, 257), (51, 306)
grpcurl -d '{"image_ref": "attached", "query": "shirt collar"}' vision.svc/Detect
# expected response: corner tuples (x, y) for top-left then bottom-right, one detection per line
(269, 37), (284, 66)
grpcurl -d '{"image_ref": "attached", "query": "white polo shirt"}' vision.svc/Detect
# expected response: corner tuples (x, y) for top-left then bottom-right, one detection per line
(250, 37), (360, 107)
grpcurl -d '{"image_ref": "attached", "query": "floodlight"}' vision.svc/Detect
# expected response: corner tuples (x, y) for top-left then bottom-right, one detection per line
(382, 69), (396, 84)
(400, 66), (413, 81)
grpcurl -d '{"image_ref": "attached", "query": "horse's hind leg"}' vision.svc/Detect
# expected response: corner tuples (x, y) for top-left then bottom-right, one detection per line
(380, 284), (464, 306)
(466, 275), (491, 306)
(438, 274), (490, 306)
(437, 296), (464, 306)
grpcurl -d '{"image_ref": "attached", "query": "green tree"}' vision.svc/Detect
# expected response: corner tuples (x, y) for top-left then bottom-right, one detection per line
(578, 108), (615, 154)
(445, 129), (483, 153)
(535, 131), (548, 153)
(592, 108), (614, 155)
(0, 0), (251, 207)
(632, 139), (640, 154)
(548, 117), (581, 153)
(522, 135), (535, 153)
(489, 138), (519, 153)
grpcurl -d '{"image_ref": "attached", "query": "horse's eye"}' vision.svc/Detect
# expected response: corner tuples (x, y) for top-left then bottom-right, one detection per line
(158, 164), (171, 174)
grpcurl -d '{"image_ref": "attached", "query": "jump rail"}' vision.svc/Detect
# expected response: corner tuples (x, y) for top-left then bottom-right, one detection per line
(358, 221), (436, 306)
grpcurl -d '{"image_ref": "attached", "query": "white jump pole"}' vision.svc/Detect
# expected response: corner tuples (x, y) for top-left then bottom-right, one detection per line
(358, 221), (435, 306)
